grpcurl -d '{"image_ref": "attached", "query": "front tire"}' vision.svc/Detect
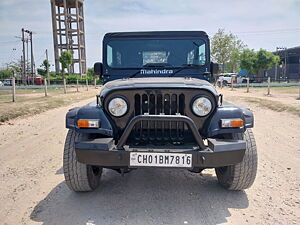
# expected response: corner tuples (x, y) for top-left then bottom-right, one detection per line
(215, 129), (257, 190)
(63, 130), (102, 192)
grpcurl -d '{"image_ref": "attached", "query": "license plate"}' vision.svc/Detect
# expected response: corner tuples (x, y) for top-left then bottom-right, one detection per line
(130, 152), (192, 168)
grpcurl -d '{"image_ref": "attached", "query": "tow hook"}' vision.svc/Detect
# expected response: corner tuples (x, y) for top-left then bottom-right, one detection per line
(121, 168), (125, 177)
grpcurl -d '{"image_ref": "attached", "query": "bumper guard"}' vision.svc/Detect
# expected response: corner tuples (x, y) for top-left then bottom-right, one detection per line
(75, 115), (246, 168)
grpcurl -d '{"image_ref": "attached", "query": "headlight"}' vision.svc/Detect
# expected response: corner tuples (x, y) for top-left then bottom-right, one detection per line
(192, 97), (212, 116)
(108, 97), (128, 117)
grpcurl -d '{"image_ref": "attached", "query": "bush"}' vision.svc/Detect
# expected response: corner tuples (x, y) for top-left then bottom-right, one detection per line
(0, 69), (13, 79)
(46, 72), (102, 85)
(49, 75), (62, 80)
(66, 74), (80, 81)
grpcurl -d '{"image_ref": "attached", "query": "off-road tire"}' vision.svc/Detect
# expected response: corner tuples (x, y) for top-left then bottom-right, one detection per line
(63, 130), (102, 192)
(215, 129), (257, 190)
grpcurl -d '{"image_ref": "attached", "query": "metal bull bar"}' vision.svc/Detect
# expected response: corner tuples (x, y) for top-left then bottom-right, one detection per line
(116, 115), (206, 150)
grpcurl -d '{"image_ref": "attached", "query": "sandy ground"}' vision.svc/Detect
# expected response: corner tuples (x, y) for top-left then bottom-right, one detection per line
(0, 90), (299, 225)
(0, 87), (99, 122)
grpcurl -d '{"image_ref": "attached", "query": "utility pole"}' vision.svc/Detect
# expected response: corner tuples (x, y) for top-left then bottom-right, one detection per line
(30, 32), (34, 78)
(45, 49), (49, 97)
(46, 49), (49, 71)
(21, 28), (26, 85)
(21, 55), (23, 75)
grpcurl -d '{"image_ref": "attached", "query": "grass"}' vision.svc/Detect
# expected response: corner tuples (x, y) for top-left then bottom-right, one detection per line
(0, 87), (75, 95)
(234, 85), (299, 93)
(241, 97), (300, 117)
(270, 86), (300, 94)
(0, 87), (99, 122)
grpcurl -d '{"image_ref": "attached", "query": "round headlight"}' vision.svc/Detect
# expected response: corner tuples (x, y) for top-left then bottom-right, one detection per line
(192, 97), (212, 116)
(108, 97), (128, 117)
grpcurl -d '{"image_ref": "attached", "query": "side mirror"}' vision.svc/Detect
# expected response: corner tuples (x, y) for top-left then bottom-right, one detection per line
(210, 62), (219, 75)
(94, 62), (103, 77)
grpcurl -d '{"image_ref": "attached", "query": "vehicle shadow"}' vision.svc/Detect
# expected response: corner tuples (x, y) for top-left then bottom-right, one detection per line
(30, 168), (249, 225)
(55, 167), (63, 174)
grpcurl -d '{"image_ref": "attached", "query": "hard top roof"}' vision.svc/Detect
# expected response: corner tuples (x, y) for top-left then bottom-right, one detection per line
(104, 31), (208, 39)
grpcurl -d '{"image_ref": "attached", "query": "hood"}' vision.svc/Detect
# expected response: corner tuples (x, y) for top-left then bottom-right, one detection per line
(100, 77), (218, 99)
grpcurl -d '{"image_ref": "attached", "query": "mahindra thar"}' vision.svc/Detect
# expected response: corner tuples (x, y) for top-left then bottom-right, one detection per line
(64, 31), (257, 192)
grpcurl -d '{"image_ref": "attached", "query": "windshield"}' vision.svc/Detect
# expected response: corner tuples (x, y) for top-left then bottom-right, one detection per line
(106, 39), (207, 69)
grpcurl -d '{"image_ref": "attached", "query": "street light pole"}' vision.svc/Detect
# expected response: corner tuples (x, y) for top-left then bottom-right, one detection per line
(45, 49), (49, 97)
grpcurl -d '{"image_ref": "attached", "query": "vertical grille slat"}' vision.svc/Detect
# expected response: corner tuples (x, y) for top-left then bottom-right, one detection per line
(147, 94), (150, 141)
(162, 94), (165, 139)
(176, 94), (179, 141)
(133, 91), (185, 145)
(154, 94), (158, 140)
(165, 94), (170, 141)
(157, 94), (162, 141)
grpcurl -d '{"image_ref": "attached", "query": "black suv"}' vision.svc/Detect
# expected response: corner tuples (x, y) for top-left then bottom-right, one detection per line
(64, 31), (257, 192)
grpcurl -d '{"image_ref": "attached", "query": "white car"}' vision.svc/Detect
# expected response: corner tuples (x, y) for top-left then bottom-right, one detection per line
(0, 81), (4, 86)
(218, 74), (247, 86)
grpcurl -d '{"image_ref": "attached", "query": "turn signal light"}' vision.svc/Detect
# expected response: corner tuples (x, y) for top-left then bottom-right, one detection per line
(221, 119), (244, 128)
(77, 119), (99, 128)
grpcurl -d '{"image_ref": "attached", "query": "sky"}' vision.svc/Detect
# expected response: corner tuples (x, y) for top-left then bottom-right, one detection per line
(0, 0), (299, 70)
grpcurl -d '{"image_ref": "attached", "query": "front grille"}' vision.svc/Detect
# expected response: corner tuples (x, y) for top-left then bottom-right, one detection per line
(131, 93), (186, 145)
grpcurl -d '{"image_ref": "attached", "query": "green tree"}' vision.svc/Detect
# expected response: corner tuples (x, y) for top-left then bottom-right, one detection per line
(59, 51), (73, 94)
(42, 59), (50, 77)
(37, 59), (50, 77)
(4, 60), (22, 78)
(37, 68), (46, 76)
(240, 49), (279, 75)
(211, 28), (246, 72)
(59, 51), (73, 77)
(87, 68), (94, 77)
(240, 49), (257, 74)
(0, 69), (12, 79)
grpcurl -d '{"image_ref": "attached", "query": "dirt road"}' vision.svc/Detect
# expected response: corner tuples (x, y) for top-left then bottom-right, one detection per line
(0, 93), (299, 225)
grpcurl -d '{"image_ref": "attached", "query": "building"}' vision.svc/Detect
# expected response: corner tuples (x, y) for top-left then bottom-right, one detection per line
(50, 0), (87, 76)
(265, 46), (300, 82)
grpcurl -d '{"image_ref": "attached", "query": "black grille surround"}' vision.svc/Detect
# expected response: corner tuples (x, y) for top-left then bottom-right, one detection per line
(104, 88), (217, 146)
(133, 92), (185, 144)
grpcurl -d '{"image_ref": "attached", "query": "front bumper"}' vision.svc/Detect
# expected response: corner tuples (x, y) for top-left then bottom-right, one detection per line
(75, 115), (246, 168)
(75, 138), (246, 168)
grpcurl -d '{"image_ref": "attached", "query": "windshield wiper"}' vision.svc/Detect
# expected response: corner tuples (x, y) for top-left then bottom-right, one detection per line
(129, 70), (141, 78)
(169, 64), (201, 77)
(143, 63), (172, 68)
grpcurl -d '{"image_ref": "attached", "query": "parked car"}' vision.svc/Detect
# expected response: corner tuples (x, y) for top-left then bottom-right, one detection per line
(0, 81), (4, 86)
(217, 73), (247, 86)
(3, 79), (12, 86)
